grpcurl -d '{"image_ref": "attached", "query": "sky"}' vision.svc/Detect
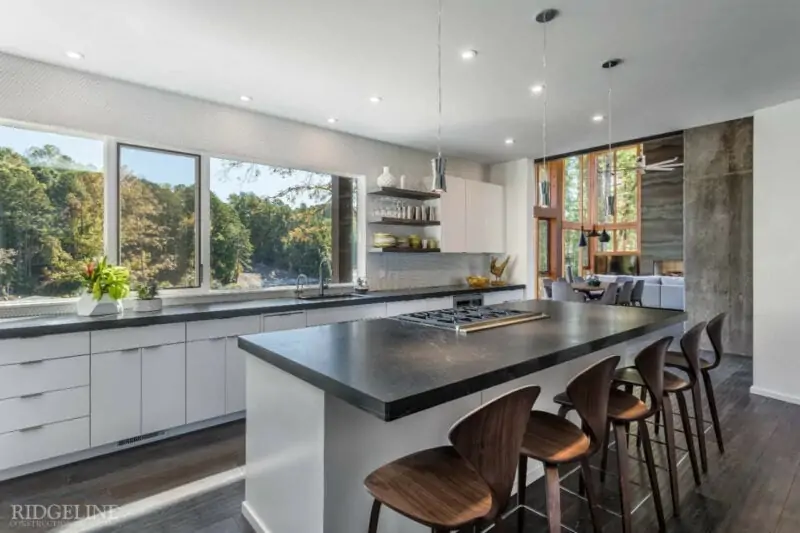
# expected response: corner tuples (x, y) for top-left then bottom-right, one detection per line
(0, 124), (330, 208)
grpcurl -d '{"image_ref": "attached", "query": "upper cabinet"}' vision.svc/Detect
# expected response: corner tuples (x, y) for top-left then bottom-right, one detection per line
(440, 177), (505, 254)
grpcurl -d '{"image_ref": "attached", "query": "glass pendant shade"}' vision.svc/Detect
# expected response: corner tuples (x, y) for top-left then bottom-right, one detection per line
(431, 155), (447, 193)
(606, 194), (616, 217)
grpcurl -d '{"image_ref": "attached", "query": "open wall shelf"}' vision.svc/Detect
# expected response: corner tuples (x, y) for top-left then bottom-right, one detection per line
(368, 187), (440, 201)
(369, 218), (441, 227)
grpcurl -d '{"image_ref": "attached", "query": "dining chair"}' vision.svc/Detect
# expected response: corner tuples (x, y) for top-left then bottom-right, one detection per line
(566, 265), (575, 283)
(574, 276), (585, 283)
(631, 280), (645, 306)
(591, 282), (618, 305)
(542, 278), (554, 299)
(551, 281), (573, 302)
(365, 386), (541, 533)
(556, 276), (567, 282)
(616, 281), (634, 306)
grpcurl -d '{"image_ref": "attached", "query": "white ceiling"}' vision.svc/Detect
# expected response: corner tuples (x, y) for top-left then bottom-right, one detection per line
(2, 0), (800, 164)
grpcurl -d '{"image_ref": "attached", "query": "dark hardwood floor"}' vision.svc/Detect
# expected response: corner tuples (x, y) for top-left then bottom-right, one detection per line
(3, 355), (797, 533)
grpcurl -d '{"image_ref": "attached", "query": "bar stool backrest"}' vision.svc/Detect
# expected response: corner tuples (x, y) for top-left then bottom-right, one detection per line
(635, 336), (673, 415)
(566, 355), (621, 455)
(680, 321), (708, 384)
(706, 313), (727, 369)
(448, 385), (541, 519)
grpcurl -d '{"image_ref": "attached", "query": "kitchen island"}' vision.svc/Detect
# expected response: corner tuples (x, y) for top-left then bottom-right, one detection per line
(238, 300), (685, 533)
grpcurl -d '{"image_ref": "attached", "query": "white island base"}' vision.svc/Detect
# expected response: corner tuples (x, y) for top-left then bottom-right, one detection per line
(241, 326), (678, 533)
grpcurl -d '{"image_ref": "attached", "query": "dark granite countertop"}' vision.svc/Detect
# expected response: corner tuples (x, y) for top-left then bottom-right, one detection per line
(0, 284), (524, 339)
(239, 300), (686, 421)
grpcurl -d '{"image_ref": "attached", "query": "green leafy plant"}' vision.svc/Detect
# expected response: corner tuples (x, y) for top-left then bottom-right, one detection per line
(80, 256), (130, 301)
(136, 281), (159, 301)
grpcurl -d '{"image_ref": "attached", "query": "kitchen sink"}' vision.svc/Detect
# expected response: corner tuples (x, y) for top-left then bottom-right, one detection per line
(296, 293), (368, 300)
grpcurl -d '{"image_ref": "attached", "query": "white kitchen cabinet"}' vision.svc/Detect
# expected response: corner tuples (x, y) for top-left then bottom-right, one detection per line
(261, 311), (307, 332)
(439, 176), (467, 253)
(225, 317), (261, 414)
(465, 180), (505, 254)
(91, 349), (142, 446)
(483, 289), (525, 306)
(386, 299), (430, 317)
(306, 303), (387, 327)
(186, 339), (227, 424)
(141, 344), (186, 433)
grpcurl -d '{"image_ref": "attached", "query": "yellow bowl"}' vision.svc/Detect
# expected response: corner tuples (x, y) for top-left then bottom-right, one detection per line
(466, 276), (490, 288)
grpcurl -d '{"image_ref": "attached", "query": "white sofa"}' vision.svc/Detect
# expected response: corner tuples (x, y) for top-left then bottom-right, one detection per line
(596, 275), (685, 310)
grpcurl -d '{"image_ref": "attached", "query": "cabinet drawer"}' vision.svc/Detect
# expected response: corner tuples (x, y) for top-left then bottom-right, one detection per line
(261, 311), (307, 332)
(386, 300), (429, 317)
(0, 356), (89, 400)
(0, 417), (90, 470)
(0, 333), (90, 366)
(0, 386), (89, 434)
(426, 297), (454, 311)
(306, 303), (386, 327)
(91, 323), (185, 353)
(186, 316), (261, 342)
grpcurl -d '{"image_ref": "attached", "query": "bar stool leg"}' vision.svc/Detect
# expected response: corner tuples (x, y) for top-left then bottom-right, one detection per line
(600, 421), (611, 484)
(544, 464), (562, 533)
(676, 391), (701, 486)
(702, 370), (725, 454)
(692, 382), (709, 472)
(368, 499), (381, 533)
(639, 419), (666, 531)
(580, 457), (603, 533)
(614, 424), (633, 533)
(654, 409), (662, 437)
(517, 455), (527, 533)
(662, 397), (680, 516)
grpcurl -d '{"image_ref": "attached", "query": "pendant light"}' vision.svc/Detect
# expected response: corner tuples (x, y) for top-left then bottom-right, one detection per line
(599, 228), (611, 243)
(430, 0), (447, 193)
(536, 9), (557, 205)
(578, 229), (588, 248)
(600, 58), (622, 217)
(588, 227), (600, 238)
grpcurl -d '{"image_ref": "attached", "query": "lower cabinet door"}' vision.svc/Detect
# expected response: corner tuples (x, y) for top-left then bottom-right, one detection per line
(91, 349), (142, 447)
(225, 337), (246, 414)
(186, 339), (227, 424)
(142, 344), (186, 433)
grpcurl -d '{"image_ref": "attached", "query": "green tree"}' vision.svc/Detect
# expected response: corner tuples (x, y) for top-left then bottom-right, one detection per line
(210, 193), (252, 285)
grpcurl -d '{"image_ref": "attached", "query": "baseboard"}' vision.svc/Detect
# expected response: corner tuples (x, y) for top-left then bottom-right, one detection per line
(750, 386), (800, 405)
(242, 500), (269, 533)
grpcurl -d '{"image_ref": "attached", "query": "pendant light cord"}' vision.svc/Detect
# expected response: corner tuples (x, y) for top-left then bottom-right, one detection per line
(436, 0), (442, 158)
(542, 16), (548, 176)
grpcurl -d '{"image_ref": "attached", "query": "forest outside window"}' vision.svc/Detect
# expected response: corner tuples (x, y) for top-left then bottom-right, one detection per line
(209, 158), (357, 290)
(0, 124), (104, 302)
(119, 145), (200, 289)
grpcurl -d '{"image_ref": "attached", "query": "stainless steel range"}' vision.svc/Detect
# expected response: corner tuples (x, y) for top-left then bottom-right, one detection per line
(396, 306), (549, 334)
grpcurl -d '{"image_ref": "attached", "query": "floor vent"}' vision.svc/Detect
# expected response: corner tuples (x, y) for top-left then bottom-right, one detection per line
(117, 431), (166, 447)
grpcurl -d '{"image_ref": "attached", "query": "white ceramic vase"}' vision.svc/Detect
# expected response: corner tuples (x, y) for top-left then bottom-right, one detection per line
(376, 166), (396, 188)
(76, 292), (123, 317)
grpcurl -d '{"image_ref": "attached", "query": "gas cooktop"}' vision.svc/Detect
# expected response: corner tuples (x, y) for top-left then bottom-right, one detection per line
(396, 306), (549, 334)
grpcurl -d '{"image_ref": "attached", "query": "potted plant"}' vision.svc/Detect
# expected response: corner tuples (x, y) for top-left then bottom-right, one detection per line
(77, 257), (130, 316)
(134, 281), (162, 312)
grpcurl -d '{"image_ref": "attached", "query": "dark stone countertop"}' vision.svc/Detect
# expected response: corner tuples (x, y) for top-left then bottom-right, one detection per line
(0, 284), (524, 339)
(239, 300), (686, 421)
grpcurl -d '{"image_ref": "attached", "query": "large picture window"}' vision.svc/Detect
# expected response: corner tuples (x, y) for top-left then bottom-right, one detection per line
(0, 124), (104, 301)
(119, 145), (200, 289)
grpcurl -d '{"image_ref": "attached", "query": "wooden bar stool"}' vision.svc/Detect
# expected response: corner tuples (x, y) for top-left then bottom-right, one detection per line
(364, 385), (540, 533)
(517, 356), (620, 533)
(614, 322), (707, 515)
(555, 338), (672, 533)
(664, 312), (727, 455)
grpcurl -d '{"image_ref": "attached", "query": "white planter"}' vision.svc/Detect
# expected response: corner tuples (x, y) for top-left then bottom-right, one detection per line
(133, 298), (163, 313)
(76, 293), (123, 317)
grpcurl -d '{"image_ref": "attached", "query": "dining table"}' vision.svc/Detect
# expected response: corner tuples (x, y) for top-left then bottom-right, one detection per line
(571, 281), (609, 299)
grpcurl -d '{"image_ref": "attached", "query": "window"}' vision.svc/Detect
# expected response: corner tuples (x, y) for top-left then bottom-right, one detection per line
(119, 145), (200, 289)
(537, 219), (549, 273)
(0, 124), (104, 301)
(209, 158), (358, 290)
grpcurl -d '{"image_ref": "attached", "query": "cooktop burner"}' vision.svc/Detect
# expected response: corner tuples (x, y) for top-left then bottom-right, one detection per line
(396, 306), (549, 333)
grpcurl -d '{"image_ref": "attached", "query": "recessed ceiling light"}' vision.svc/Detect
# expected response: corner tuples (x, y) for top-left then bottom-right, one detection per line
(369, 96), (382, 104)
(240, 95), (252, 102)
(530, 84), (545, 95)
(505, 138), (515, 145)
(327, 117), (338, 124)
(461, 49), (478, 60)
(65, 51), (84, 60)
(593, 114), (605, 122)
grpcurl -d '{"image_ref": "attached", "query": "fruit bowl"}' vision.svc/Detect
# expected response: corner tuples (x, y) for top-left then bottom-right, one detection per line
(466, 276), (490, 289)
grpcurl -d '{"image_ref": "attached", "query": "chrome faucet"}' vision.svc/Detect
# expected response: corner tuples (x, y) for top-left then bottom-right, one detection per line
(295, 274), (308, 298)
(318, 257), (332, 297)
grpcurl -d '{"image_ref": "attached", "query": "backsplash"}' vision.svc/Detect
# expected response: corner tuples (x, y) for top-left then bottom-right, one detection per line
(366, 253), (493, 291)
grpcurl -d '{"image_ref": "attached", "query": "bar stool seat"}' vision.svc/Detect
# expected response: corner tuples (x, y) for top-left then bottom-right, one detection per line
(614, 366), (689, 392)
(522, 411), (590, 464)
(365, 446), (492, 529)
(665, 351), (713, 371)
(555, 389), (648, 422)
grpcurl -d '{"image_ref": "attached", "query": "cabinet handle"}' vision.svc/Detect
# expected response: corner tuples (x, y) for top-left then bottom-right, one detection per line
(19, 359), (44, 366)
(264, 311), (304, 318)
(20, 393), (44, 400)
(19, 425), (44, 433)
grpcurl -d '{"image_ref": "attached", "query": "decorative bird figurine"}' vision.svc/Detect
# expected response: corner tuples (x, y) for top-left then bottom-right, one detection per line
(490, 256), (510, 286)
